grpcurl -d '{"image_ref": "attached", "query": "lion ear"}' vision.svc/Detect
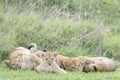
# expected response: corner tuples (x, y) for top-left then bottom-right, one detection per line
(41, 52), (45, 57)
(36, 51), (45, 58)
(53, 52), (59, 57)
(43, 50), (47, 52)
(63, 60), (70, 69)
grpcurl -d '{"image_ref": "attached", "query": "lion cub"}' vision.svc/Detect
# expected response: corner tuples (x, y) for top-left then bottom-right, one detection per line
(82, 57), (117, 72)
(3, 53), (41, 70)
(3, 46), (41, 70)
(3, 55), (23, 69)
(76, 56), (91, 72)
(35, 51), (67, 74)
(56, 55), (84, 71)
(9, 47), (30, 59)
(20, 54), (41, 70)
(3, 47), (30, 69)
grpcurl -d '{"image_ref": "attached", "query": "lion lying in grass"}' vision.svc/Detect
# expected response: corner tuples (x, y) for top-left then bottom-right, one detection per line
(2, 43), (117, 73)
(35, 51), (67, 74)
(82, 57), (117, 72)
(3, 43), (43, 70)
(56, 55), (89, 71)
(76, 56), (91, 72)
(3, 47), (30, 69)
(3, 48), (41, 70)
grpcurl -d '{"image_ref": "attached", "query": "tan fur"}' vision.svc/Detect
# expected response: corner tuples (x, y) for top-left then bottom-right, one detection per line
(9, 47), (30, 59)
(35, 51), (67, 74)
(56, 55), (69, 69)
(3, 55), (23, 69)
(4, 53), (41, 70)
(56, 55), (83, 71)
(91, 57), (117, 71)
(76, 56), (91, 72)
(3, 47), (41, 70)
(4, 47), (30, 69)
(31, 50), (45, 58)
(83, 57), (117, 72)
(63, 58), (81, 71)
(83, 60), (107, 72)
(20, 54), (41, 70)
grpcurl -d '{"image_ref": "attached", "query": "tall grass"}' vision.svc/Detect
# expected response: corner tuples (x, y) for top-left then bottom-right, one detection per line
(0, 0), (120, 61)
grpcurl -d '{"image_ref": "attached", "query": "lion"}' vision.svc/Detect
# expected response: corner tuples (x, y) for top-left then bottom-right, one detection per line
(9, 47), (30, 59)
(3, 46), (30, 69)
(3, 53), (41, 70)
(3, 54), (22, 69)
(2, 55), (22, 69)
(56, 55), (85, 71)
(3, 45), (42, 70)
(35, 51), (67, 74)
(82, 59), (107, 72)
(20, 54), (41, 70)
(76, 56), (91, 72)
(55, 55), (68, 69)
(62, 58), (82, 71)
(82, 57), (117, 72)
(91, 57), (117, 72)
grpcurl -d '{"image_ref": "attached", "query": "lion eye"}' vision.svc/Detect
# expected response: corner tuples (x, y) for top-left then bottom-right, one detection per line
(18, 60), (21, 62)
(51, 58), (54, 60)
(45, 58), (48, 60)
(78, 65), (80, 66)
(71, 66), (75, 68)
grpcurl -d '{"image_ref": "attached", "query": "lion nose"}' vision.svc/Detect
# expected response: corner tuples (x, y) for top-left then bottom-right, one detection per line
(48, 63), (51, 66)
(48, 61), (52, 66)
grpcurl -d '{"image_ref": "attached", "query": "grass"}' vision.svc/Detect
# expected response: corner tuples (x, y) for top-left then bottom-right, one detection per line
(0, 67), (120, 80)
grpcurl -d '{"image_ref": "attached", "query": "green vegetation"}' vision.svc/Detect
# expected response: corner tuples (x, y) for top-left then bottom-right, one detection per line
(0, 0), (120, 60)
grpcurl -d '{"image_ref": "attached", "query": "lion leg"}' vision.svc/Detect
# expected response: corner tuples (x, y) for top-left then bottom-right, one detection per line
(53, 63), (67, 74)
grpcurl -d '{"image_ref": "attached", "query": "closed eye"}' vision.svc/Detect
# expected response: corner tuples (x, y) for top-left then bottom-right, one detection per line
(71, 66), (75, 68)
(45, 58), (48, 60)
(18, 60), (21, 63)
(51, 58), (54, 60)
(78, 65), (80, 66)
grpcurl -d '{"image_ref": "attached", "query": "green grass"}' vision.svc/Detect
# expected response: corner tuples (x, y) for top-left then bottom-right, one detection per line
(0, 67), (120, 80)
